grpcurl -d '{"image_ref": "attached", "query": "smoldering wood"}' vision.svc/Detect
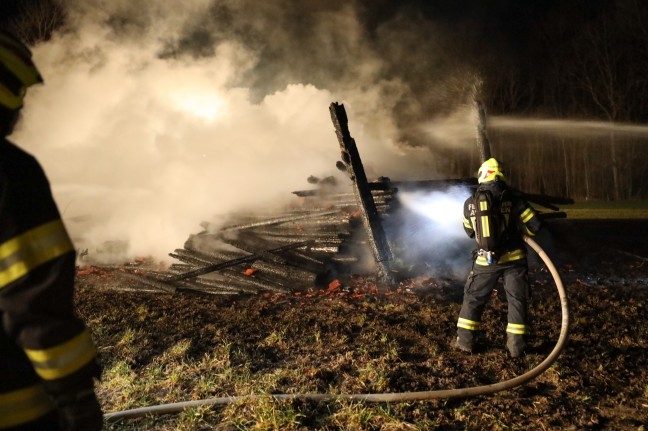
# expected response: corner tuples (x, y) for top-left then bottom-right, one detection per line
(282, 249), (325, 266)
(165, 241), (312, 282)
(304, 245), (344, 254)
(292, 189), (392, 197)
(187, 274), (289, 294)
(118, 271), (177, 294)
(249, 227), (352, 239)
(248, 230), (348, 243)
(220, 237), (289, 265)
(329, 102), (394, 282)
(171, 247), (292, 293)
(278, 217), (354, 229)
(175, 284), (243, 295)
(218, 209), (341, 232)
(248, 233), (344, 247)
(329, 255), (360, 264)
(221, 233), (326, 273)
(168, 263), (194, 273)
(216, 234), (320, 284)
(250, 260), (317, 284)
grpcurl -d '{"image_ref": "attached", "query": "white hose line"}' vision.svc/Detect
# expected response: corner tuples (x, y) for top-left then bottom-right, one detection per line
(104, 235), (569, 422)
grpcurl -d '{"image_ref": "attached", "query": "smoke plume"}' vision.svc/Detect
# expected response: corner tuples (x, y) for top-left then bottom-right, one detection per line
(13, 0), (483, 263)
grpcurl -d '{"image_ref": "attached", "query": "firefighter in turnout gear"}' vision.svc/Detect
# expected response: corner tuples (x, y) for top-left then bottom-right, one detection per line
(0, 32), (103, 430)
(455, 158), (542, 358)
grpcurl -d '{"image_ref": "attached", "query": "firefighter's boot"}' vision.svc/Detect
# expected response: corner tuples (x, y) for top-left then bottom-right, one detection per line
(454, 328), (477, 353)
(506, 333), (526, 358)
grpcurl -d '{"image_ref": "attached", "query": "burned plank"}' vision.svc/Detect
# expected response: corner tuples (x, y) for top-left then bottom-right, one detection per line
(329, 102), (394, 282)
(171, 247), (292, 293)
(218, 209), (341, 232)
(165, 241), (312, 282)
(118, 271), (177, 294)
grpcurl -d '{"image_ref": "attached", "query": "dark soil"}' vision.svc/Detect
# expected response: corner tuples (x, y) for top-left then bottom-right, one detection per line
(75, 219), (648, 430)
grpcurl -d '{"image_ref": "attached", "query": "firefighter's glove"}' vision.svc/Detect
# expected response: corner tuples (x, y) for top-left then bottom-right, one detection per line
(54, 387), (103, 431)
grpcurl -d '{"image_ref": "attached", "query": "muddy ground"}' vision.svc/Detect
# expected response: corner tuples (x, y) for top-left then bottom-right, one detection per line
(75, 219), (648, 430)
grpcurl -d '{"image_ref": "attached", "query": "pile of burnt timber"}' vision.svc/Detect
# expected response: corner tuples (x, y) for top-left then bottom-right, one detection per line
(120, 185), (398, 295)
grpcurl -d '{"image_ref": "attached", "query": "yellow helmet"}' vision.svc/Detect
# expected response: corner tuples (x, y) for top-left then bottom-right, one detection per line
(0, 31), (43, 111)
(477, 158), (506, 184)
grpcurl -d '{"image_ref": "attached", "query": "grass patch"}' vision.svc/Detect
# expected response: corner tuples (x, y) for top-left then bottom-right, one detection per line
(560, 200), (648, 219)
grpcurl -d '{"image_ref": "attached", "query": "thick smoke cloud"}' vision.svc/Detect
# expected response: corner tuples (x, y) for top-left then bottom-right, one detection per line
(13, 0), (495, 263)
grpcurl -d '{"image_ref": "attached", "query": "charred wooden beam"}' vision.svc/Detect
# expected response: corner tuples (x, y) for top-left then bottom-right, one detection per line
(219, 209), (341, 232)
(222, 233), (326, 273)
(292, 189), (395, 198)
(329, 102), (394, 282)
(118, 271), (177, 294)
(176, 283), (244, 295)
(282, 250), (325, 266)
(171, 247), (292, 293)
(220, 237), (289, 265)
(250, 260), (317, 285)
(248, 230), (349, 242)
(244, 227), (352, 240)
(165, 241), (311, 282)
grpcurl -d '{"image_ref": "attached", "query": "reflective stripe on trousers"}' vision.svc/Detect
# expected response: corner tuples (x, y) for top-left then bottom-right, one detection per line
(0, 384), (55, 429)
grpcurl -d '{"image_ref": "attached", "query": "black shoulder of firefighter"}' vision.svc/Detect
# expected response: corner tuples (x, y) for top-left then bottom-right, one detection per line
(0, 31), (103, 431)
(462, 158), (542, 266)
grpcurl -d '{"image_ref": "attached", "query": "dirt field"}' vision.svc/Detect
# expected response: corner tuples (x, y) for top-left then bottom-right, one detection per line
(75, 219), (648, 430)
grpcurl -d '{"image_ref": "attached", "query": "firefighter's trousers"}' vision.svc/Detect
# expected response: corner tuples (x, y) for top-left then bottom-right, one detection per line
(456, 258), (529, 355)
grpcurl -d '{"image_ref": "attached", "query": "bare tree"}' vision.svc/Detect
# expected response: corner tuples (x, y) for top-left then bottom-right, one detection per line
(3, 0), (65, 43)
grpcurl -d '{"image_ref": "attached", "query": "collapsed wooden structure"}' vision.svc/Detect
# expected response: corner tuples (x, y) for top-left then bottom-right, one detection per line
(120, 102), (572, 295)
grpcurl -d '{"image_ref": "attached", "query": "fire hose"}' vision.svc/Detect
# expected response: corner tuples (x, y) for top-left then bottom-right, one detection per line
(104, 235), (569, 423)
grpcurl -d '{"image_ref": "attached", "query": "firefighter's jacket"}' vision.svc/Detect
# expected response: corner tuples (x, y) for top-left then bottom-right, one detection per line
(462, 180), (542, 266)
(0, 138), (100, 429)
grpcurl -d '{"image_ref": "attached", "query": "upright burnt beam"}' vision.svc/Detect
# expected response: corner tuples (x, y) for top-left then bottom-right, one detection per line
(475, 100), (492, 162)
(329, 102), (394, 283)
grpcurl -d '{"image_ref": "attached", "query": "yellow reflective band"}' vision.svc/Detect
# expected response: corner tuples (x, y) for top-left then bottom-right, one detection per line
(24, 330), (97, 380)
(479, 201), (488, 211)
(480, 215), (490, 237)
(0, 219), (74, 290)
(507, 323), (527, 335)
(0, 41), (41, 86)
(0, 41), (41, 109)
(457, 318), (481, 331)
(463, 217), (472, 229)
(523, 225), (536, 237)
(0, 384), (54, 428)
(520, 207), (535, 223)
(476, 248), (526, 265)
(0, 83), (23, 110)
